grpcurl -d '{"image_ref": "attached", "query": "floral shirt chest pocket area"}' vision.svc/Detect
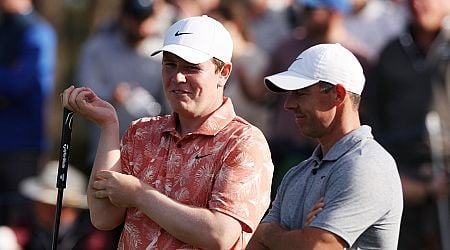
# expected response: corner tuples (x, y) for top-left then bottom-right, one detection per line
(126, 131), (225, 208)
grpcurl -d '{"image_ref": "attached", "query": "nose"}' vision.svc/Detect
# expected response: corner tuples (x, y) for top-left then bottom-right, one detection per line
(175, 70), (187, 83)
(284, 92), (298, 111)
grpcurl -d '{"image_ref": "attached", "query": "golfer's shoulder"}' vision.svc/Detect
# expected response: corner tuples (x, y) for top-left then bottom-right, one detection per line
(128, 114), (172, 132)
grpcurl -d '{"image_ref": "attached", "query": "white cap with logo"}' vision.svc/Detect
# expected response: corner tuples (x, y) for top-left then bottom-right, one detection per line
(265, 43), (365, 95)
(151, 15), (233, 64)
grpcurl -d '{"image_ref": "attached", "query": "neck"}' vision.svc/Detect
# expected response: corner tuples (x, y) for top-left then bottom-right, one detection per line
(309, 13), (347, 43)
(176, 115), (207, 137)
(326, 16), (347, 42)
(176, 98), (224, 137)
(319, 108), (361, 156)
(411, 24), (439, 52)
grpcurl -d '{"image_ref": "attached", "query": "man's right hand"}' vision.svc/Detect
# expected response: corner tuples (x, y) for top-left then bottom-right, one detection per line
(61, 85), (118, 128)
(305, 197), (325, 226)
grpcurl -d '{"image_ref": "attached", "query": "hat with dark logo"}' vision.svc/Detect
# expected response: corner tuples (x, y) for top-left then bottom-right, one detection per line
(265, 43), (365, 95)
(151, 15), (233, 64)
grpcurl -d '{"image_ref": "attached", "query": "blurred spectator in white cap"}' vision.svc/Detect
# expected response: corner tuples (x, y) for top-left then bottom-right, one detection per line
(9, 161), (117, 250)
(76, 0), (175, 170)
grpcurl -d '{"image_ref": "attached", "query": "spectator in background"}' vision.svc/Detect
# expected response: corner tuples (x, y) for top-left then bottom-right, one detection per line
(0, 0), (57, 225)
(240, 0), (292, 54)
(344, 0), (410, 62)
(76, 0), (175, 168)
(209, 1), (272, 135)
(363, 0), (450, 248)
(168, 0), (221, 21)
(10, 161), (117, 249)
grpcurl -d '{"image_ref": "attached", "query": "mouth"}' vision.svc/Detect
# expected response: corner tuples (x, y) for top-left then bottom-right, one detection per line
(294, 112), (306, 119)
(170, 89), (190, 95)
(294, 113), (307, 124)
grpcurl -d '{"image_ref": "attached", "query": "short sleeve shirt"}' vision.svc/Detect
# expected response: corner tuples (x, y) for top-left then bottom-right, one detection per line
(117, 97), (274, 249)
(263, 126), (403, 249)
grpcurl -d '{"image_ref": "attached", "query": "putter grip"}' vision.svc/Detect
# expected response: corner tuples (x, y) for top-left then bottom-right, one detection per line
(56, 108), (74, 188)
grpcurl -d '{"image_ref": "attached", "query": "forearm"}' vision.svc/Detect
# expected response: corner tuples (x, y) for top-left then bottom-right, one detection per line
(247, 223), (289, 250)
(248, 223), (344, 250)
(260, 227), (307, 250)
(246, 228), (269, 250)
(135, 187), (241, 250)
(88, 122), (126, 229)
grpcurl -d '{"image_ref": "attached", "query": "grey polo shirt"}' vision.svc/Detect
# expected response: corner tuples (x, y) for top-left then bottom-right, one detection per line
(263, 125), (403, 250)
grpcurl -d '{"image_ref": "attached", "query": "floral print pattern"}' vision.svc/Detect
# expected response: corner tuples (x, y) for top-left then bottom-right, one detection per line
(117, 98), (274, 249)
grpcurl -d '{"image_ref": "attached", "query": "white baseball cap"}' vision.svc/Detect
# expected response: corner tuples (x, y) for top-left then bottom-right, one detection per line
(265, 43), (365, 95)
(151, 15), (233, 64)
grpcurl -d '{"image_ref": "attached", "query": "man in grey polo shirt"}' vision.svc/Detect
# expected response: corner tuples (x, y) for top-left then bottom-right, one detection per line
(247, 43), (403, 250)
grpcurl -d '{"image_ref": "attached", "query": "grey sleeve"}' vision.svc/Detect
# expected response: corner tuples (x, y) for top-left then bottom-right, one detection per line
(262, 183), (283, 224)
(309, 156), (394, 246)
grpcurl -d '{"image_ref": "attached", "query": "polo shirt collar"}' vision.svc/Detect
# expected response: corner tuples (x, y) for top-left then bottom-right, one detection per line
(311, 125), (373, 162)
(162, 97), (236, 136)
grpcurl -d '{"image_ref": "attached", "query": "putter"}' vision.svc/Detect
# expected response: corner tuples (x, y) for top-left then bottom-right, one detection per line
(51, 107), (74, 250)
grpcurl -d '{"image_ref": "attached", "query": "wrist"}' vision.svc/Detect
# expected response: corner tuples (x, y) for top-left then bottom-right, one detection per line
(100, 119), (119, 132)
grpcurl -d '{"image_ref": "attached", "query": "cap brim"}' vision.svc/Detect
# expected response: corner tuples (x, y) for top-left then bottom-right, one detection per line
(264, 70), (319, 92)
(151, 44), (212, 64)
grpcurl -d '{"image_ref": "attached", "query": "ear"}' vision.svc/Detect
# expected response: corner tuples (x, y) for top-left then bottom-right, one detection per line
(334, 84), (347, 104)
(218, 62), (232, 87)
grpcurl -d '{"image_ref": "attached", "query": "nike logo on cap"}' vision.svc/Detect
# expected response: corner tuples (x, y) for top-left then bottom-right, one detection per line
(175, 31), (193, 36)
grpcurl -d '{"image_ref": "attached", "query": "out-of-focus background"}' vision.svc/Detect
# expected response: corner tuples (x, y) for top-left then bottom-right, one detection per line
(1, 0), (449, 249)
(39, 0), (294, 173)
(39, 0), (131, 167)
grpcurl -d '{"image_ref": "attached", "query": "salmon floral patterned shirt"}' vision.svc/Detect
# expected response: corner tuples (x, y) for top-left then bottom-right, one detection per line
(117, 97), (274, 249)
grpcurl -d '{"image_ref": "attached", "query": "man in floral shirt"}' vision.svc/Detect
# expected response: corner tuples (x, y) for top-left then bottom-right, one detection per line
(62, 15), (274, 249)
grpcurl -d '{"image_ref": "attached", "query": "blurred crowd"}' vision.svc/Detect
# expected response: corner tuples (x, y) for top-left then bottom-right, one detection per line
(0, 0), (449, 249)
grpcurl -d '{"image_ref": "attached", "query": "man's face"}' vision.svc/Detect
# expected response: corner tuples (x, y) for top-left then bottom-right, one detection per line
(161, 52), (230, 119)
(0, 0), (29, 13)
(284, 83), (337, 139)
(121, 14), (157, 45)
(303, 7), (334, 37)
(409, 0), (450, 32)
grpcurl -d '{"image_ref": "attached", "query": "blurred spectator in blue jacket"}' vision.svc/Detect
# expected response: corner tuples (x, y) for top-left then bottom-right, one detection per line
(0, 0), (57, 225)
